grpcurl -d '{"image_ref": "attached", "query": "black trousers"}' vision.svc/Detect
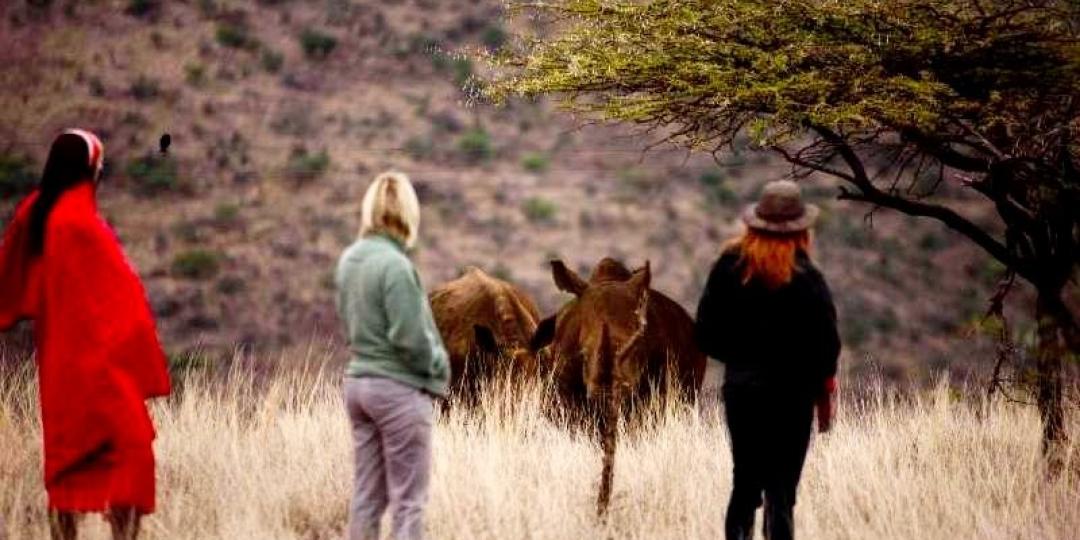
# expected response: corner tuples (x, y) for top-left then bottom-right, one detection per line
(723, 385), (814, 540)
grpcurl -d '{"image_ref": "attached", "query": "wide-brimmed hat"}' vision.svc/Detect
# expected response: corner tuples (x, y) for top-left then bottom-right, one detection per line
(741, 180), (819, 233)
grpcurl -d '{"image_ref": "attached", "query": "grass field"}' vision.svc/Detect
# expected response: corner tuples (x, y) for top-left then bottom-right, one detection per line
(1, 352), (1077, 540)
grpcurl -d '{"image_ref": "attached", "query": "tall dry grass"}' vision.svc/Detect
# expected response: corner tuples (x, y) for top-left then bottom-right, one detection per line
(0, 352), (1077, 540)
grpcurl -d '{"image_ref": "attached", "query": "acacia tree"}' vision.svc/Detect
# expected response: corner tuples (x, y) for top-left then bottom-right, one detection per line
(483, 0), (1079, 451)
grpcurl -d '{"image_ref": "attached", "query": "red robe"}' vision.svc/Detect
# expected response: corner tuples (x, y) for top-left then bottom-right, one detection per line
(0, 183), (171, 513)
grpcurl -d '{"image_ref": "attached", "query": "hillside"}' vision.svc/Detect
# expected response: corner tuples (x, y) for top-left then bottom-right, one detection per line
(0, 0), (1032, 382)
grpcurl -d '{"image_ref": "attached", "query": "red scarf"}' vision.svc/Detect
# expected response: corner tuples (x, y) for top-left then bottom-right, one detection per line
(0, 183), (170, 496)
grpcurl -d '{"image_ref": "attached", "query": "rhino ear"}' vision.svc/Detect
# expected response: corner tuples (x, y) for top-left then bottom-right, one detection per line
(551, 260), (588, 296)
(627, 260), (651, 296)
(474, 325), (499, 354)
(529, 315), (557, 353)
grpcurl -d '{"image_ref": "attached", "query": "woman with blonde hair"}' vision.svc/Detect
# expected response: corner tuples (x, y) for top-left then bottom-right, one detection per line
(694, 180), (840, 540)
(335, 171), (450, 540)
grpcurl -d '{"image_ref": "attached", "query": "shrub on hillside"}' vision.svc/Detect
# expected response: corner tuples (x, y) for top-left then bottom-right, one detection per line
(126, 154), (179, 195)
(260, 49), (284, 73)
(918, 231), (946, 252)
(522, 197), (557, 224)
(185, 63), (208, 87)
(0, 154), (37, 199)
(197, 0), (216, 16)
(88, 77), (106, 97)
(216, 274), (246, 295)
(458, 128), (493, 164)
(299, 29), (337, 60)
(270, 105), (314, 137)
(130, 75), (160, 100)
(431, 52), (473, 87)
(522, 153), (550, 173)
(216, 22), (258, 50)
(452, 57), (473, 87)
(171, 249), (222, 280)
(481, 24), (507, 51)
(698, 169), (739, 206)
(125, 0), (160, 17)
(213, 203), (241, 228)
(405, 135), (435, 161)
(286, 147), (330, 184)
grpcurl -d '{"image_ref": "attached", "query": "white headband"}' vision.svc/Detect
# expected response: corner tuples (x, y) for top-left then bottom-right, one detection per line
(62, 128), (104, 171)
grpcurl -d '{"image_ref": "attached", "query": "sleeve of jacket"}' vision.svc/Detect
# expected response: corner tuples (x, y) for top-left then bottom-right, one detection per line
(806, 269), (841, 380)
(694, 255), (738, 362)
(0, 195), (39, 331)
(382, 256), (450, 379)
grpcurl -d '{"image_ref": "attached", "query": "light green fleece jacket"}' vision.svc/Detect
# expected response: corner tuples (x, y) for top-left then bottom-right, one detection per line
(335, 234), (450, 397)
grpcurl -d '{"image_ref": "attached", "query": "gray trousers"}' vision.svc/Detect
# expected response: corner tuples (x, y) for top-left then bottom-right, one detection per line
(344, 377), (434, 540)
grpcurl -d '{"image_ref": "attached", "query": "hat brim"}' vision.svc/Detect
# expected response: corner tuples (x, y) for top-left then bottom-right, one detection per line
(741, 204), (820, 233)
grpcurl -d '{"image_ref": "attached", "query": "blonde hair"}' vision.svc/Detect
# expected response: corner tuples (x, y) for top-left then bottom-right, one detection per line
(359, 171), (421, 249)
(725, 228), (811, 289)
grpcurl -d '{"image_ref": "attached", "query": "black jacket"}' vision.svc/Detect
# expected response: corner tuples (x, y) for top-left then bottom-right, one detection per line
(694, 249), (840, 395)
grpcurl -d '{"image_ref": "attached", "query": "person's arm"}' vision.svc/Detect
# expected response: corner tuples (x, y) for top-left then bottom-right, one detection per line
(808, 270), (841, 382)
(694, 255), (739, 362)
(382, 257), (449, 379)
(0, 195), (39, 331)
(817, 377), (837, 433)
(805, 268), (841, 432)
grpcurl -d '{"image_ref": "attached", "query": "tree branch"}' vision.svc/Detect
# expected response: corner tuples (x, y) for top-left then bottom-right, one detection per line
(808, 125), (1028, 278)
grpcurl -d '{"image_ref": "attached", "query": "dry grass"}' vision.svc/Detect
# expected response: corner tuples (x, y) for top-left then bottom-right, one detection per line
(1, 353), (1077, 540)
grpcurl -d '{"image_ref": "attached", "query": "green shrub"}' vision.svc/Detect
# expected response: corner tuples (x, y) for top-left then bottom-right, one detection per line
(918, 231), (946, 252)
(286, 147), (330, 183)
(0, 154), (37, 199)
(260, 48), (284, 73)
(325, 0), (355, 25)
(405, 135), (435, 161)
(522, 197), (557, 224)
(481, 24), (507, 50)
(197, 0), (217, 16)
(216, 22), (257, 50)
(213, 203), (240, 226)
(522, 152), (549, 173)
(184, 63), (207, 86)
(699, 169), (739, 206)
(216, 275), (246, 295)
(451, 57), (473, 86)
(842, 316), (871, 348)
(88, 77), (106, 97)
(458, 128), (493, 164)
(431, 52), (473, 87)
(172, 249), (222, 280)
(618, 167), (652, 194)
(299, 28), (337, 59)
(126, 154), (178, 195)
(130, 75), (160, 100)
(172, 220), (202, 243)
(126, 0), (159, 17)
(269, 106), (313, 137)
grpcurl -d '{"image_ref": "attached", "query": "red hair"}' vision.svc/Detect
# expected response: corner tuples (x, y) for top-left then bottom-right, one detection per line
(727, 229), (811, 289)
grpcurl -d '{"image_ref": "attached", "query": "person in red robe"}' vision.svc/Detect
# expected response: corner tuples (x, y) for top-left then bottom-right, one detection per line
(0, 130), (171, 540)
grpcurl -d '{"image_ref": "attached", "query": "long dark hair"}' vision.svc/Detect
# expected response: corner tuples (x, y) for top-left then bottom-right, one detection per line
(28, 133), (95, 256)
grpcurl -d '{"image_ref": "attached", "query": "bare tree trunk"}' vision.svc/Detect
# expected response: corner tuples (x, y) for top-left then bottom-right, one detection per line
(1034, 289), (1072, 465)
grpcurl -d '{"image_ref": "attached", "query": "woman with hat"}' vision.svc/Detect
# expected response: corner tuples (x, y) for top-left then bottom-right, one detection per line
(694, 180), (840, 540)
(0, 130), (171, 540)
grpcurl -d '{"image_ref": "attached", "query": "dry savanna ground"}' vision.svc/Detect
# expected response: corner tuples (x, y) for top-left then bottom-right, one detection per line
(0, 352), (1078, 540)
